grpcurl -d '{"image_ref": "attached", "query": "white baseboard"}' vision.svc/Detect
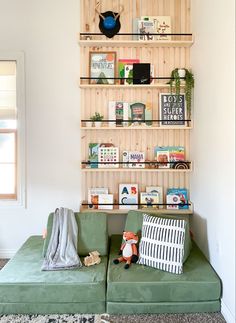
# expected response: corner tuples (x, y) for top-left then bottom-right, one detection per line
(221, 300), (235, 323)
(0, 249), (16, 259)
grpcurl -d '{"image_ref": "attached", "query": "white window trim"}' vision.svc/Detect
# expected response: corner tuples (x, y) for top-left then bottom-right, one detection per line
(0, 51), (26, 208)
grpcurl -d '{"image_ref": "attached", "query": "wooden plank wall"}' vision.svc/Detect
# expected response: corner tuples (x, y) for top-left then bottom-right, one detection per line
(80, 0), (192, 206)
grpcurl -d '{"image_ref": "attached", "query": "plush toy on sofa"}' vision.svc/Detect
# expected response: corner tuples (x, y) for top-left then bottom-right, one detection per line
(113, 231), (139, 269)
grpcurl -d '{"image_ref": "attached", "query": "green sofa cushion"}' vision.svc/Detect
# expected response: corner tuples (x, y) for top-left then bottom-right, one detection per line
(0, 236), (107, 305)
(43, 211), (108, 256)
(107, 235), (221, 303)
(125, 210), (192, 262)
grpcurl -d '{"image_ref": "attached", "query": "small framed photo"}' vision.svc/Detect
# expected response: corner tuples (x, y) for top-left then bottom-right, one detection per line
(89, 51), (116, 85)
(159, 93), (186, 127)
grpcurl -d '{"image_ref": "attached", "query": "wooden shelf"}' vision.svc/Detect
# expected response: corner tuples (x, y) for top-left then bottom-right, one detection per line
(79, 83), (176, 89)
(80, 126), (192, 130)
(81, 167), (192, 173)
(80, 204), (194, 215)
(78, 38), (194, 48)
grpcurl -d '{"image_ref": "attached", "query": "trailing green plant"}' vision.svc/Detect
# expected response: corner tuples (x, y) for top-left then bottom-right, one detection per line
(169, 68), (194, 118)
(90, 112), (104, 122)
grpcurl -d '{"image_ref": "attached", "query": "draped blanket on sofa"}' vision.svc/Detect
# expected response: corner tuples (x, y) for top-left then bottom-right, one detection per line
(42, 207), (82, 271)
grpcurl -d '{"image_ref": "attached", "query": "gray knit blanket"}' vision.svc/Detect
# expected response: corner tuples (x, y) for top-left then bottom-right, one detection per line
(42, 207), (82, 271)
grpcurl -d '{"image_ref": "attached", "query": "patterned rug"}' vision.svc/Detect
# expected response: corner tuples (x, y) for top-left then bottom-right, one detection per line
(0, 260), (226, 323)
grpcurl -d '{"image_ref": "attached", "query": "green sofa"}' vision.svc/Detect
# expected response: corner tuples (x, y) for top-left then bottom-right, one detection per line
(0, 212), (108, 314)
(0, 210), (221, 314)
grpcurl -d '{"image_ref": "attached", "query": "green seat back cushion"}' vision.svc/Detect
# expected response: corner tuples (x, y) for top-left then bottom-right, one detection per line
(43, 212), (108, 256)
(125, 210), (192, 263)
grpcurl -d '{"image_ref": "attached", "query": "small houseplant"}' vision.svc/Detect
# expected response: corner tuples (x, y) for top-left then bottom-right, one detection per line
(90, 112), (104, 127)
(169, 68), (194, 119)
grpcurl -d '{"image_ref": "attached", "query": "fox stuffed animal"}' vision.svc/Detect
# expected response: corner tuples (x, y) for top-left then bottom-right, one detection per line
(113, 231), (139, 269)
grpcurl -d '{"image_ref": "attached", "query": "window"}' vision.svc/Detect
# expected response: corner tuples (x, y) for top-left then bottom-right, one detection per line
(0, 53), (25, 205)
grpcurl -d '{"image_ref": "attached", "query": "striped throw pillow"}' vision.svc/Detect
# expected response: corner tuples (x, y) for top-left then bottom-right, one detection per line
(138, 214), (186, 274)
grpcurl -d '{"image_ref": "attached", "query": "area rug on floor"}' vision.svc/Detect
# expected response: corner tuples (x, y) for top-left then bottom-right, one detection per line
(0, 314), (110, 323)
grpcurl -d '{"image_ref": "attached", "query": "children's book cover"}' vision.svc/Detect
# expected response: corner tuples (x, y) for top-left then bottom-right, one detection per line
(154, 146), (170, 168)
(88, 143), (100, 168)
(88, 188), (108, 209)
(146, 186), (163, 208)
(138, 20), (155, 41)
(141, 16), (171, 40)
(108, 101), (129, 127)
(118, 59), (140, 85)
(98, 194), (114, 210)
(166, 188), (188, 209)
(169, 146), (185, 168)
(98, 146), (119, 168)
(119, 184), (138, 210)
(140, 192), (159, 208)
(128, 151), (145, 168)
(129, 102), (152, 126)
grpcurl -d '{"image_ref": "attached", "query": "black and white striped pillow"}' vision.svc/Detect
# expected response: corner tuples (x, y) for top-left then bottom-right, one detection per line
(138, 214), (186, 274)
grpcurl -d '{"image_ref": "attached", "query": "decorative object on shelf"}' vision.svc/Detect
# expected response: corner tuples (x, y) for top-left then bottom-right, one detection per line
(159, 93), (186, 126)
(141, 16), (171, 40)
(95, 2), (124, 38)
(89, 51), (116, 85)
(166, 188), (188, 210)
(169, 68), (194, 118)
(173, 161), (190, 169)
(90, 112), (104, 127)
(113, 231), (139, 269)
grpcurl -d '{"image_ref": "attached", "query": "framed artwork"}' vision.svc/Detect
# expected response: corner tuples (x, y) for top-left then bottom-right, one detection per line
(89, 51), (116, 85)
(159, 93), (186, 126)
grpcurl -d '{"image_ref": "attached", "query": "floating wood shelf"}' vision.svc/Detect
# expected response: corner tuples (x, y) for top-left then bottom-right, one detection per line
(80, 203), (194, 215)
(81, 167), (192, 173)
(80, 126), (193, 130)
(78, 38), (194, 48)
(79, 83), (181, 89)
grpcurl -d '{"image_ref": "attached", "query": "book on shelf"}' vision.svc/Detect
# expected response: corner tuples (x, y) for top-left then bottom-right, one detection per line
(138, 20), (155, 40)
(128, 151), (145, 168)
(108, 101), (129, 127)
(98, 145), (119, 168)
(129, 102), (152, 126)
(88, 143), (100, 168)
(133, 63), (151, 84)
(88, 187), (108, 209)
(118, 59), (140, 85)
(98, 194), (114, 210)
(166, 188), (188, 210)
(159, 93), (186, 126)
(141, 16), (171, 40)
(119, 184), (138, 210)
(140, 192), (159, 208)
(154, 146), (170, 168)
(169, 146), (185, 168)
(146, 186), (163, 209)
(122, 151), (129, 168)
(132, 18), (139, 40)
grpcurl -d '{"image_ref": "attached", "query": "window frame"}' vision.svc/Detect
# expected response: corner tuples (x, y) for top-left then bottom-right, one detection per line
(0, 52), (26, 207)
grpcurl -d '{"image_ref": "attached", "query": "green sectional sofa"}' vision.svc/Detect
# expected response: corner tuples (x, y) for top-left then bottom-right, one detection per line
(0, 210), (221, 314)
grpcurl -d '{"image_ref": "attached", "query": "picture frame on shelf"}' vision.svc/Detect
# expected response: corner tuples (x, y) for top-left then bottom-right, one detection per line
(89, 51), (116, 85)
(159, 93), (187, 127)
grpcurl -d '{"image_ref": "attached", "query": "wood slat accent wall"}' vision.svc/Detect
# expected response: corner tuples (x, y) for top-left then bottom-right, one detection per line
(79, 0), (192, 209)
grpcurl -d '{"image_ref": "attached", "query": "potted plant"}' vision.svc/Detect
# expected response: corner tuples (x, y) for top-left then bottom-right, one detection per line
(169, 68), (194, 119)
(90, 112), (104, 127)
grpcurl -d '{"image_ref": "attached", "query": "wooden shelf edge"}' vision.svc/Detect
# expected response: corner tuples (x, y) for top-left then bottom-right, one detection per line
(78, 37), (194, 48)
(81, 167), (192, 173)
(79, 83), (176, 89)
(80, 203), (194, 215)
(80, 126), (193, 130)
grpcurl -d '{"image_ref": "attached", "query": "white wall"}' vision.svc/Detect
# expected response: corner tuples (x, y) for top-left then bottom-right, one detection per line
(191, 0), (235, 322)
(0, 0), (81, 255)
